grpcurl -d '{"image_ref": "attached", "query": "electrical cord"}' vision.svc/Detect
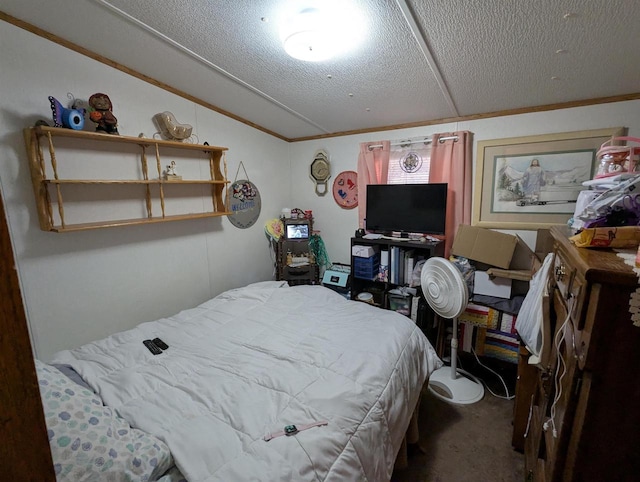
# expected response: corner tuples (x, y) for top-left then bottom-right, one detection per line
(471, 346), (515, 400)
(446, 327), (515, 401)
(544, 296), (574, 438)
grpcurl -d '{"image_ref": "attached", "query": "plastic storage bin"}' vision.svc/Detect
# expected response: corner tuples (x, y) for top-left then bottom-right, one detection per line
(388, 293), (412, 317)
(354, 255), (380, 280)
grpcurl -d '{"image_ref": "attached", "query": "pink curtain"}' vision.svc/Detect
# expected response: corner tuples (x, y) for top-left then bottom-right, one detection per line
(429, 131), (473, 258)
(357, 141), (391, 229)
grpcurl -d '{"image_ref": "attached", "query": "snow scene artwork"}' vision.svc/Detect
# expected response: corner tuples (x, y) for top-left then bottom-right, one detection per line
(491, 151), (594, 214)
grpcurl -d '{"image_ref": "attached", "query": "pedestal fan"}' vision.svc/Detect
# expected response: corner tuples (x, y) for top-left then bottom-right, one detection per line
(421, 257), (484, 405)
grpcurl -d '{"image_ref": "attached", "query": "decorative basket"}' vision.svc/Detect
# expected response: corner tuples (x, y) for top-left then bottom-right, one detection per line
(594, 136), (640, 179)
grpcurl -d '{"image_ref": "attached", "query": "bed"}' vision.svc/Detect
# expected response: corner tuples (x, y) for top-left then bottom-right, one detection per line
(36, 281), (442, 481)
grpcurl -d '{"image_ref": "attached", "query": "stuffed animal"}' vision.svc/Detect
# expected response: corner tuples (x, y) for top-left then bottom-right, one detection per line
(88, 93), (119, 134)
(48, 96), (85, 130)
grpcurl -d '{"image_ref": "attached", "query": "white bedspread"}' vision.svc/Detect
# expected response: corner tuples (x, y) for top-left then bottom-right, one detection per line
(51, 282), (442, 482)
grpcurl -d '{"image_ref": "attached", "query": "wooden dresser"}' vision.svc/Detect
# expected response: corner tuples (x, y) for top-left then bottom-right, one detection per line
(521, 226), (640, 482)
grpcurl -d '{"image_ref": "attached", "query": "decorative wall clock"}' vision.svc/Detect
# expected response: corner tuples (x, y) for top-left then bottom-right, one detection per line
(228, 162), (261, 229)
(310, 150), (331, 196)
(332, 170), (358, 209)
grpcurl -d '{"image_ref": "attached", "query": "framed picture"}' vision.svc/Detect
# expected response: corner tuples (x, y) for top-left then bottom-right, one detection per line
(472, 127), (626, 229)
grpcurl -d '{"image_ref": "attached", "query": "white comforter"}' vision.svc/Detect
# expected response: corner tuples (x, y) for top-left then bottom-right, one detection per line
(51, 282), (442, 482)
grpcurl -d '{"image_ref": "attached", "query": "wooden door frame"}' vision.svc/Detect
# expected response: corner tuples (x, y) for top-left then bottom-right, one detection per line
(0, 191), (55, 480)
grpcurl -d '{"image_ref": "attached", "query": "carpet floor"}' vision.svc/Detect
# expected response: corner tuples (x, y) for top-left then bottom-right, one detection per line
(392, 370), (524, 481)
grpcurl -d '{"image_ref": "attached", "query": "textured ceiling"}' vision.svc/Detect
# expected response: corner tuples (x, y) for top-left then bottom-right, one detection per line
(2, 0), (639, 141)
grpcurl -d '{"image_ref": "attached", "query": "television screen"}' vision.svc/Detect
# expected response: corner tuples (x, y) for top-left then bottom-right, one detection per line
(365, 183), (447, 235)
(286, 223), (310, 239)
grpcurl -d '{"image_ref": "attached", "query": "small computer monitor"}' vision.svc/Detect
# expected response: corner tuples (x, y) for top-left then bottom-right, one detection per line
(286, 223), (309, 239)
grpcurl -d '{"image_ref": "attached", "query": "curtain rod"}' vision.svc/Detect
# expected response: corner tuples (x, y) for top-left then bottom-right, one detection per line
(367, 135), (458, 150)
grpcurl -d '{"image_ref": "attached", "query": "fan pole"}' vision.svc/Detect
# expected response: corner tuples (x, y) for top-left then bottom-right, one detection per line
(428, 314), (484, 404)
(450, 317), (459, 379)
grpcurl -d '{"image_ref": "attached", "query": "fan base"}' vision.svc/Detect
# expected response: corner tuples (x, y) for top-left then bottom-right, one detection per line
(427, 367), (484, 405)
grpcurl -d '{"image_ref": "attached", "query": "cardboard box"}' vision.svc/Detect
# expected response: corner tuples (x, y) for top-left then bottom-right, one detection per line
(453, 225), (539, 297)
(451, 225), (518, 269)
(474, 271), (512, 299)
(511, 236), (538, 271)
(533, 228), (554, 272)
(351, 245), (378, 258)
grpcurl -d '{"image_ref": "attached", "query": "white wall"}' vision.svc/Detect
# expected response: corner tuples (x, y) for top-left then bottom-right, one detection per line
(0, 21), (290, 360)
(288, 101), (640, 264)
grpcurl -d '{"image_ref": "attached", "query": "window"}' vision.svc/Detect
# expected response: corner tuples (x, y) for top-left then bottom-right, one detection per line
(387, 145), (431, 184)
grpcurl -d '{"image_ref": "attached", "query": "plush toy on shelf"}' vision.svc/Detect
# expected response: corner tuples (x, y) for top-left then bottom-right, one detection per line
(88, 93), (119, 135)
(48, 94), (86, 130)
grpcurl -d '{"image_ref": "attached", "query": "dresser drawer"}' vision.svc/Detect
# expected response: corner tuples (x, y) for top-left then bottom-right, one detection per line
(552, 249), (585, 321)
(552, 248), (589, 366)
(552, 289), (583, 364)
(279, 265), (319, 285)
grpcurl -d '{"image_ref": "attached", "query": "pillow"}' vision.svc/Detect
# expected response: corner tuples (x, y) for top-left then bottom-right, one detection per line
(51, 363), (92, 390)
(35, 360), (174, 481)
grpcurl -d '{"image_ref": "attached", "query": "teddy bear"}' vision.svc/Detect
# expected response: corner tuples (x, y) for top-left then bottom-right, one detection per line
(88, 93), (119, 134)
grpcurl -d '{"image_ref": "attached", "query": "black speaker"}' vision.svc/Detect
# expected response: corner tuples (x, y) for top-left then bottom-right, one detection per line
(355, 228), (365, 238)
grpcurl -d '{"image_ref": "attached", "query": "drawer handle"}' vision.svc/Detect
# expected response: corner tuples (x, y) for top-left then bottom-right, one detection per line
(554, 264), (566, 282)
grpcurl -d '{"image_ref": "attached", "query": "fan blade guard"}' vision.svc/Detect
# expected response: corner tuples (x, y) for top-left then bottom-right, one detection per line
(420, 257), (468, 319)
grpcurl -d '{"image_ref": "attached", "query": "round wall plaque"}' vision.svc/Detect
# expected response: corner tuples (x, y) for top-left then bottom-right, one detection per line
(228, 180), (261, 229)
(332, 170), (358, 209)
(400, 151), (423, 173)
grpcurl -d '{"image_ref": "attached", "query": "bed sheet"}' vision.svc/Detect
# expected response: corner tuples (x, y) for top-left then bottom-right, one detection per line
(51, 282), (441, 481)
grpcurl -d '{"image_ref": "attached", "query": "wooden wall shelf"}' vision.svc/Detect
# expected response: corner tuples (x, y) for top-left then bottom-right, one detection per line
(24, 126), (232, 232)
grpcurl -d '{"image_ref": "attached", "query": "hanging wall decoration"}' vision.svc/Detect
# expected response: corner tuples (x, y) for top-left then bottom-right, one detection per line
(152, 111), (194, 142)
(332, 170), (358, 209)
(400, 151), (423, 173)
(310, 149), (331, 196)
(228, 161), (261, 229)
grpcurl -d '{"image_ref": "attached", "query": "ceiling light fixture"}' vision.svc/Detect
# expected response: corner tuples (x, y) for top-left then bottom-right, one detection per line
(282, 7), (333, 61)
(279, 1), (365, 62)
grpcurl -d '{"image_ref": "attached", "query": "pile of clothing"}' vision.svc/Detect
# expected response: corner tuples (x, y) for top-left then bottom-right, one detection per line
(570, 136), (640, 231)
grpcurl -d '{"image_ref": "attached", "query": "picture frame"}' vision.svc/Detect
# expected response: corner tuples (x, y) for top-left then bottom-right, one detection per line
(472, 127), (626, 229)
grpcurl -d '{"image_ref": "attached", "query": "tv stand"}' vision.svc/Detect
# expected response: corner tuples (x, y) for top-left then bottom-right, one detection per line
(381, 231), (409, 238)
(382, 235), (410, 242)
(275, 218), (319, 285)
(350, 236), (444, 343)
(377, 233), (441, 243)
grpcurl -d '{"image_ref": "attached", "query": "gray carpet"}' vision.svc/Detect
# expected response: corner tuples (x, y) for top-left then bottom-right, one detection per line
(392, 387), (524, 482)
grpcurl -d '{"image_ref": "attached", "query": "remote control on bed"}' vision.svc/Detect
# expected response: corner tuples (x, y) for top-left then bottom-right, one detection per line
(143, 339), (163, 355)
(152, 337), (169, 350)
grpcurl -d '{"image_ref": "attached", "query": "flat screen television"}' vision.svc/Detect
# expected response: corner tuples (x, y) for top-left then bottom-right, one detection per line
(285, 223), (310, 239)
(365, 183), (447, 236)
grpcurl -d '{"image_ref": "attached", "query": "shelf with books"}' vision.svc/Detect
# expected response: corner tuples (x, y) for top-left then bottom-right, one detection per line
(349, 236), (444, 333)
